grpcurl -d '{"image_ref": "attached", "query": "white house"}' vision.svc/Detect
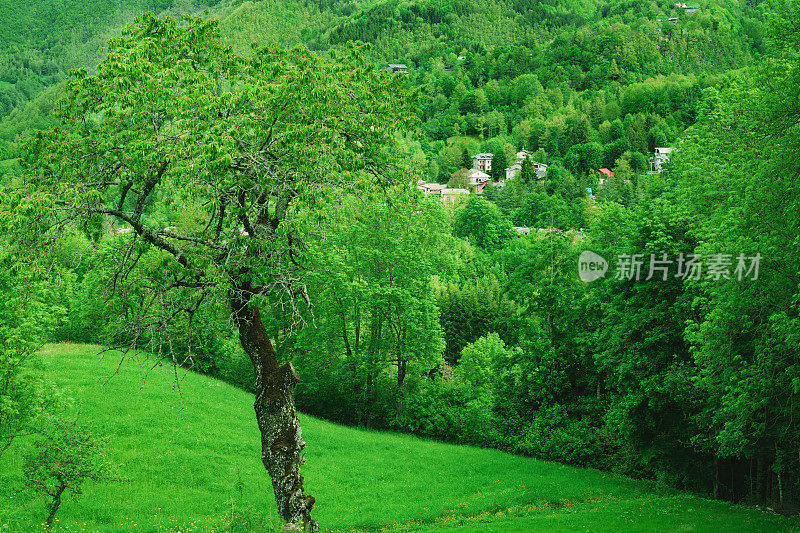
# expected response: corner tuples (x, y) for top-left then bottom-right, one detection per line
(649, 147), (674, 174)
(504, 160), (548, 181)
(418, 181), (447, 195)
(417, 180), (472, 203)
(467, 169), (491, 187)
(515, 150), (532, 163)
(387, 64), (408, 74)
(506, 163), (522, 180)
(534, 161), (548, 179)
(471, 153), (493, 173)
(513, 226), (531, 236)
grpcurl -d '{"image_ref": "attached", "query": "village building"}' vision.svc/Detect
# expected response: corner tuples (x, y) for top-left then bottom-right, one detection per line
(462, 169), (491, 194)
(596, 168), (613, 186)
(441, 188), (470, 204)
(417, 181), (447, 196)
(505, 157), (548, 181)
(513, 226), (531, 236)
(417, 180), (472, 203)
(649, 147), (674, 174)
(505, 163), (522, 180)
(467, 169), (490, 188)
(515, 150), (548, 179)
(534, 161), (548, 180)
(465, 150), (548, 187)
(676, 2), (699, 13)
(447, 168), (489, 194)
(387, 64), (408, 74)
(471, 153), (493, 173)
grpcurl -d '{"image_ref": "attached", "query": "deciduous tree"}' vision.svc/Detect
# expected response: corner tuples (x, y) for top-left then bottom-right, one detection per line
(20, 14), (415, 529)
(460, 148), (471, 169)
(23, 417), (116, 531)
(453, 196), (513, 251)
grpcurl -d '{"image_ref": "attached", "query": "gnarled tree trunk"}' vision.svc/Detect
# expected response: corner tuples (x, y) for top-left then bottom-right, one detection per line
(231, 290), (316, 531)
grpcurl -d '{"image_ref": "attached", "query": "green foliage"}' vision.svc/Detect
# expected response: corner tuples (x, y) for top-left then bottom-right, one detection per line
(460, 147), (471, 169)
(519, 154), (535, 184)
(0, 267), (53, 456)
(20, 11), (419, 370)
(0, 197), (65, 457)
(586, 197), (703, 483)
(650, 2), (800, 504)
(447, 167), (471, 189)
(435, 276), (516, 365)
(489, 148), (507, 182)
(516, 405), (608, 466)
(0, 0), (226, 159)
(452, 196), (513, 250)
(293, 186), (450, 424)
(598, 161), (635, 206)
(16, 15), (424, 527)
(0, 0), (795, 516)
(455, 332), (517, 394)
(512, 191), (580, 230)
(23, 416), (116, 530)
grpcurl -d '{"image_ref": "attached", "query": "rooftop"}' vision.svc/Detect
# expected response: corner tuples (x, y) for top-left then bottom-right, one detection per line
(597, 168), (614, 177)
(467, 169), (490, 179)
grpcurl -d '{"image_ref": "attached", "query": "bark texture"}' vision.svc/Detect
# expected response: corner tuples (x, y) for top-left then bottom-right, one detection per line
(46, 478), (66, 531)
(231, 292), (316, 531)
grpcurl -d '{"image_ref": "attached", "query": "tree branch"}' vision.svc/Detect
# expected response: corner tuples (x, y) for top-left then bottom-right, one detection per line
(88, 206), (196, 272)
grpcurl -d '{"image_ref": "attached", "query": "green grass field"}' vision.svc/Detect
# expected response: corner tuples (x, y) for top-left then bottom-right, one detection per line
(0, 344), (797, 533)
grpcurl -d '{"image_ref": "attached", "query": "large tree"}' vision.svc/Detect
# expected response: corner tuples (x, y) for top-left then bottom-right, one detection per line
(452, 196), (513, 251)
(21, 14), (415, 530)
(294, 186), (449, 422)
(664, 2), (800, 504)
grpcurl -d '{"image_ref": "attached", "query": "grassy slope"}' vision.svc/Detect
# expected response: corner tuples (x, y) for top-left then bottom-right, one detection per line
(0, 344), (797, 533)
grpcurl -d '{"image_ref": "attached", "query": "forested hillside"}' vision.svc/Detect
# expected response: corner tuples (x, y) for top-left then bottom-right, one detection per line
(2, 0), (799, 529)
(0, 0), (238, 154)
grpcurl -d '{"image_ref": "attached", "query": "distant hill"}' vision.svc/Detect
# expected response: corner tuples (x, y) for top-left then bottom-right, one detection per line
(0, 0), (769, 171)
(0, 0), (228, 119)
(0, 0), (349, 163)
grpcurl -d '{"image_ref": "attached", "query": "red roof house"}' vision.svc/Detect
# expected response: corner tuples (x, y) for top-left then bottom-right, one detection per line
(596, 168), (613, 186)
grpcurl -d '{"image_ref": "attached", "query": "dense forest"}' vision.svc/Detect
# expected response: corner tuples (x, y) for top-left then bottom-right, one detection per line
(2, 0), (799, 526)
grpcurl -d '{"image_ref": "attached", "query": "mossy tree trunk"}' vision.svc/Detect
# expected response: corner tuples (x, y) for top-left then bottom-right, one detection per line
(231, 287), (316, 531)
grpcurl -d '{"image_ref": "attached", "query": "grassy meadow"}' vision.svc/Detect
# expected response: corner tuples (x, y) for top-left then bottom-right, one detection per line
(0, 344), (797, 533)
